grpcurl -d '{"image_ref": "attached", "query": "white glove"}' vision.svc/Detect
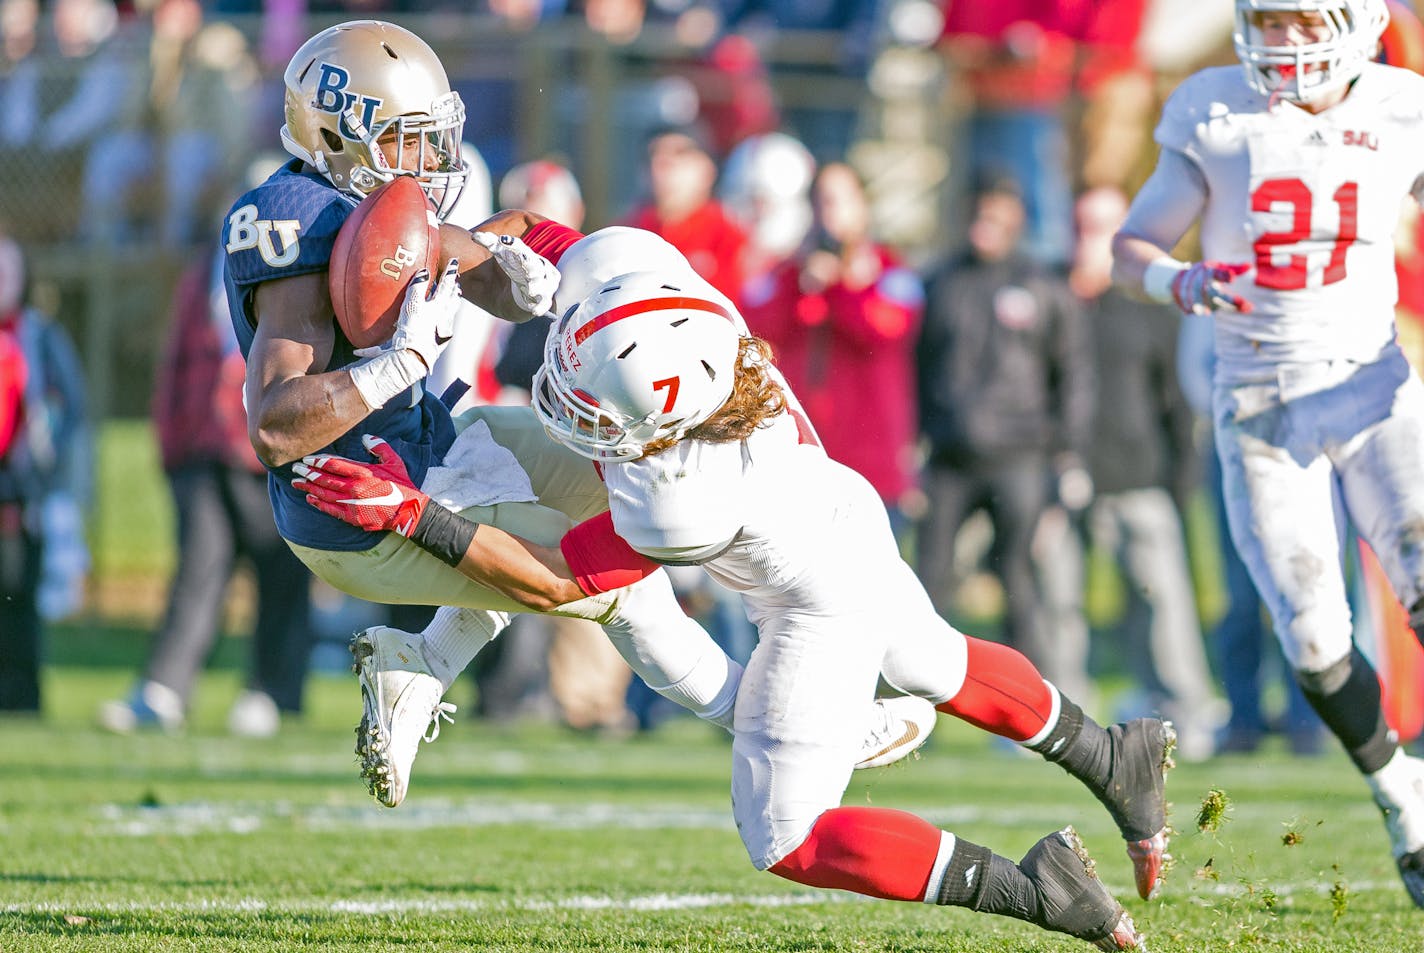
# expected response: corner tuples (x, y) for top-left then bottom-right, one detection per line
(355, 257), (462, 369)
(348, 259), (461, 410)
(1144, 258), (1253, 316)
(473, 231), (559, 317)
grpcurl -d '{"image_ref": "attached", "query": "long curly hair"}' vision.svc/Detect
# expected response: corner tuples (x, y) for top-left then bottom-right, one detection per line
(642, 336), (786, 456)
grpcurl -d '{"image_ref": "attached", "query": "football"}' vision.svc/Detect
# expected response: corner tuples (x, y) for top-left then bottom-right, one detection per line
(328, 175), (442, 349)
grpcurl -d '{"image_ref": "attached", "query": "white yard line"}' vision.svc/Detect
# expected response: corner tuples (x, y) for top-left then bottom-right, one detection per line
(92, 795), (1367, 837)
(94, 799), (739, 836)
(0, 876), (1404, 919)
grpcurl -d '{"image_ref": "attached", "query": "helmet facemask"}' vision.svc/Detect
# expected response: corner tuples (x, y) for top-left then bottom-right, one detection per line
(1234, 0), (1389, 104)
(336, 96), (468, 219)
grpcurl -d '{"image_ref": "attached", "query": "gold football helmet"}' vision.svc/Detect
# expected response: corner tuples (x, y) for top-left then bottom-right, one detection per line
(280, 20), (468, 219)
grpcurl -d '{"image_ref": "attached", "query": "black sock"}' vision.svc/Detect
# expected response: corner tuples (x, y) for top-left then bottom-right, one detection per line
(1297, 646), (1396, 774)
(1031, 695), (1110, 791)
(934, 838), (1040, 923)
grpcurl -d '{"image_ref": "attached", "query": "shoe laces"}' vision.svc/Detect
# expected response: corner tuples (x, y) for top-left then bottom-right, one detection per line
(424, 702), (457, 743)
(862, 701), (902, 750)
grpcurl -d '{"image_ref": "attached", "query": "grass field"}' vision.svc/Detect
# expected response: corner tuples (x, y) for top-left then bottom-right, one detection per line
(2, 657), (1422, 952)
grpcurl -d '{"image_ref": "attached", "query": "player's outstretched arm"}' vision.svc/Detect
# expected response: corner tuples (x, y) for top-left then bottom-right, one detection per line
(292, 435), (592, 610)
(442, 208), (555, 322)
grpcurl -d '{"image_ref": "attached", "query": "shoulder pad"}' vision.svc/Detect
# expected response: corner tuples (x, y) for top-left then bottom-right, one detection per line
(222, 163), (355, 288)
(1155, 66), (1250, 157)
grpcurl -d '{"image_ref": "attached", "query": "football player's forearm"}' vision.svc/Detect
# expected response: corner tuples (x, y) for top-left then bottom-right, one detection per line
(249, 372), (375, 467)
(447, 521), (586, 611)
(1110, 232), (1166, 296)
(1112, 148), (1208, 298)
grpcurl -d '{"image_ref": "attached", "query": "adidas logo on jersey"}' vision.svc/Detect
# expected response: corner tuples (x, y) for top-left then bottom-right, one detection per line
(1305, 130), (1328, 147)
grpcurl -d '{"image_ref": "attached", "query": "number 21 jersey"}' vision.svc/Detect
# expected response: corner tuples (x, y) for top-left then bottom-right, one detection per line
(1156, 63), (1424, 376)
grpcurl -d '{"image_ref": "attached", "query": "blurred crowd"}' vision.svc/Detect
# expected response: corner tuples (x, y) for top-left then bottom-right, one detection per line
(11, 0), (1423, 761)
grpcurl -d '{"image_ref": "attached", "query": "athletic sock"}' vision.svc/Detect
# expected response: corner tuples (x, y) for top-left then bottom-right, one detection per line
(420, 606), (510, 691)
(1030, 694), (1112, 789)
(768, 807), (944, 901)
(935, 839), (1042, 924)
(1297, 647), (1397, 774)
(935, 636), (1055, 741)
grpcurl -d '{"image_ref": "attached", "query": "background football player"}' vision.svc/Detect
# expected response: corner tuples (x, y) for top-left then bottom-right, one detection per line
(1111, 0), (1424, 906)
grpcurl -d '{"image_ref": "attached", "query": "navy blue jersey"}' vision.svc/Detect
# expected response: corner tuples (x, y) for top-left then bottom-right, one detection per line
(221, 160), (455, 551)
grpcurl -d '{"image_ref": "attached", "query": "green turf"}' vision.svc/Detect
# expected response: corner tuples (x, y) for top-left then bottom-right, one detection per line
(92, 418), (174, 582)
(1, 667), (1419, 952)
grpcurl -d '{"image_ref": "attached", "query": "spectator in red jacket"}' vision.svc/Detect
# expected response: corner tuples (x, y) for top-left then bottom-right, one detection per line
(622, 124), (748, 305)
(742, 162), (923, 530)
(938, 0), (1152, 264)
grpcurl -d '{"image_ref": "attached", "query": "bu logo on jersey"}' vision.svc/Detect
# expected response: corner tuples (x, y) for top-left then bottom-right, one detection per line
(226, 204), (302, 267)
(1343, 129), (1379, 151)
(312, 62), (383, 141)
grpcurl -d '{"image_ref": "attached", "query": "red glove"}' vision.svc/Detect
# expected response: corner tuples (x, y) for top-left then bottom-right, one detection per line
(1170, 261), (1253, 315)
(292, 434), (429, 536)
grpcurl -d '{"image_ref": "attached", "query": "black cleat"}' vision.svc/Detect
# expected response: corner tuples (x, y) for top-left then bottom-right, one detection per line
(1020, 827), (1147, 951)
(1093, 719), (1175, 899)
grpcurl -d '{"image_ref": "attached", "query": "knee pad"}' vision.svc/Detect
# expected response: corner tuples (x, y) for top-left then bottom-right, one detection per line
(599, 572), (741, 728)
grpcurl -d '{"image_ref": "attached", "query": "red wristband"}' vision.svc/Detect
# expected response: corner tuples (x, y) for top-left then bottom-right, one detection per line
(523, 220), (585, 265)
(560, 511), (660, 595)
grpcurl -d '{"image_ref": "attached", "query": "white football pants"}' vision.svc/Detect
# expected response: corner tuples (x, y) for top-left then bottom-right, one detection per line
(1214, 346), (1424, 674)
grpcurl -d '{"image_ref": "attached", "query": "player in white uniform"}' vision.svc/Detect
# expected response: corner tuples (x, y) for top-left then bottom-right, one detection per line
(1112, 0), (1424, 907)
(297, 228), (1183, 950)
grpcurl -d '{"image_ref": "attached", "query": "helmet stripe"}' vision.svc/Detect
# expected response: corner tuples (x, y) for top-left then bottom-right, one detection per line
(573, 296), (733, 345)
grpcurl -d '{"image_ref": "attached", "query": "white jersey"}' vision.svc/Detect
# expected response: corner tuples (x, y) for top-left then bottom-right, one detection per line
(1156, 63), (1424, 377)
(601, 410), (896, 625)
(598, 372), (970, 871)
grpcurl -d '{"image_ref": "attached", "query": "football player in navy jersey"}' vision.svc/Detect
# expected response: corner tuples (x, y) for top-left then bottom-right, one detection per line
(223, 20), (933, 811)
(224, 20), (748, 809)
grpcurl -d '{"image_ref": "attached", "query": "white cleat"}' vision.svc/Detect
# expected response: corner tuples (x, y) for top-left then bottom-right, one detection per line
(1370, 752), (1424, 908)
(350, 626), (454, 808)
(96, 680), (185, 735)
(854, 695), (937, 770)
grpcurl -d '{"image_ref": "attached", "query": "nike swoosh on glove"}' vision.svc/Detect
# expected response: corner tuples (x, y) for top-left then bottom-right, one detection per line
(1170, 261), (1254, 316)
(292, 434), (429, 535)
(354, 258), (463, 368)
(473, 231), (559, 317)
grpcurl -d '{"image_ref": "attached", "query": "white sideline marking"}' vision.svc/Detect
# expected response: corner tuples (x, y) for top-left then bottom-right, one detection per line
(95, 799), (737, 836)
(1, 893), (854, 916)
(94, 795), (1378, 838)
(0, 879), (1406, 919)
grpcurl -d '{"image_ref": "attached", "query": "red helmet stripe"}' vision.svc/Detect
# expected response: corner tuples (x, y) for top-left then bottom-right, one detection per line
(572, 296), (733, 345)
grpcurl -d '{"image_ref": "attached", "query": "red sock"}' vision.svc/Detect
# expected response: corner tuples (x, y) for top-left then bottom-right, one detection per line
(768, 806), (943, 901)
(936, 636), (1053, 741)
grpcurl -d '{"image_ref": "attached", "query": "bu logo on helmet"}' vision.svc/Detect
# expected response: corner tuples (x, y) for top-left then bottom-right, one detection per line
(312, 62), (383, 141)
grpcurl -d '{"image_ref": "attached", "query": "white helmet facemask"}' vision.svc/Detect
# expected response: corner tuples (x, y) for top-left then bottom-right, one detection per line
(1233, 0), (1389, 104)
